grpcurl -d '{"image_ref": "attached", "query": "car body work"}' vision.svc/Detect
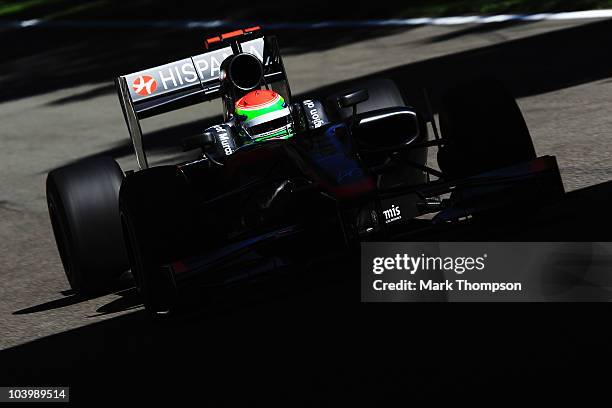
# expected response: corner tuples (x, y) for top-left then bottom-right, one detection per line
(114, 27), (564, 297)
(46, 27), (564, 310)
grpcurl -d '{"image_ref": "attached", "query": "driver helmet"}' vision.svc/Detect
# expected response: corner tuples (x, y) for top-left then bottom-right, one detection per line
(235, 89), (294, 142)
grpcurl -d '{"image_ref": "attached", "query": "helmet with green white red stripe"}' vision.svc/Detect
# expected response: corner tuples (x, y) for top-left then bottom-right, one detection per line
(235, 90), (294, 142)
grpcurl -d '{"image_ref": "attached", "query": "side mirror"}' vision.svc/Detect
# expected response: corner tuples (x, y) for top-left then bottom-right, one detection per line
(338, 89), (369, 109)
(338, 89), (369, 128)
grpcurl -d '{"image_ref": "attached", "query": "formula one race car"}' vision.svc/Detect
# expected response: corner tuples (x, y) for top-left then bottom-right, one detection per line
(46, 27), (564, 314)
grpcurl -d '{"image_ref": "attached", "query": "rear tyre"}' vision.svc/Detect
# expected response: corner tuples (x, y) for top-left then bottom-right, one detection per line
(46, 157), (128, 294)
(119, 167), (198, 316)
(437, 79), (536, 179)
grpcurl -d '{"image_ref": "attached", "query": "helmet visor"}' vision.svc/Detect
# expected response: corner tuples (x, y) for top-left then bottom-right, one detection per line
(242, 108), (293, 141)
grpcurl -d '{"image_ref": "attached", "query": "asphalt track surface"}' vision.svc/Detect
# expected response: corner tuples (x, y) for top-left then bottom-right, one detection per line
(2, 18), (612, 404)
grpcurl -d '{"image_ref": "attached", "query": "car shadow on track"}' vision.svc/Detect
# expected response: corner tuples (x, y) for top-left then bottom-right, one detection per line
(91, 287), (142, 317)
(12, 274), (136, 316)
(12, 294), (95, 315)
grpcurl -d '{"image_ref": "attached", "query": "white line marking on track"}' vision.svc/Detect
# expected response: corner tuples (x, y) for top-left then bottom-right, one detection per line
(4, 9), (612, 30)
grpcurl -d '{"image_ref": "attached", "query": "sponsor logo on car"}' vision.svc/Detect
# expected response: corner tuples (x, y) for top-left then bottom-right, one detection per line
(213, 125), (234, 156)
(132, 75), (158, 96)
(303, 100), (329, 129)
(126, 38), (266, 102)
(383, 204), (402, 224)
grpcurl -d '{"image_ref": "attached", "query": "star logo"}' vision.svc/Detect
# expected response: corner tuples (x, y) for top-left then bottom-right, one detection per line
(132, 75), (157, 96)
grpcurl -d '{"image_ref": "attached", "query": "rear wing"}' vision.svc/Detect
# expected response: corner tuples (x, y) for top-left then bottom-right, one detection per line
(116, 27), (290, 169)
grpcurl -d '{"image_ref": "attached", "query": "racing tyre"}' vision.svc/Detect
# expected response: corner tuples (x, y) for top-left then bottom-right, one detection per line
(438, 79), (536, 179)
(119, 167), (198, 316)
(46, 157), (128, 294)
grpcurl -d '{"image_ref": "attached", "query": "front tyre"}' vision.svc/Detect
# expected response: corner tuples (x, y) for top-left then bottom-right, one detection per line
(437, 79), (536, 179)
